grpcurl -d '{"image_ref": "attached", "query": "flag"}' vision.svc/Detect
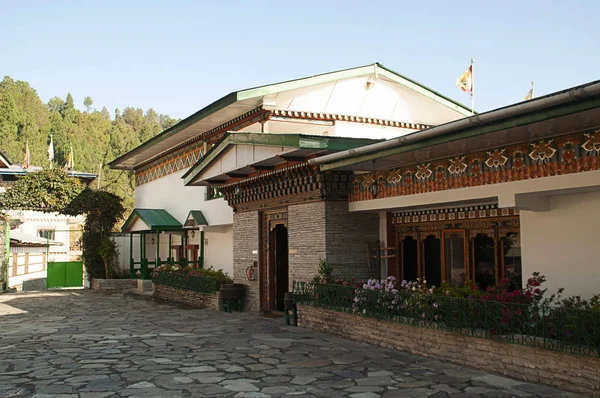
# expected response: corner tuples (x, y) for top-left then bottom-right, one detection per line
(525, 82), (535, 101)
(23, 140), (30, 169)
(66, 144), (75, 170)
(48, 135), (54, 163)
(456, 65), (473, 93)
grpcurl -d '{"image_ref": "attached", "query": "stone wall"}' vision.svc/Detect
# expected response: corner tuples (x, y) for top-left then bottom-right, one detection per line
(288, 202), (327, 285)
(90, 279), (137, 291)
(325, 201), (379, 281)
(153, 284), (220, 310)
(297, 305), (600, 396)
(233, 211), (260, 312)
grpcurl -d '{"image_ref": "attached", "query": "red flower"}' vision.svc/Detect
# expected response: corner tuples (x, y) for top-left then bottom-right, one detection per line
(534, 288), (541, 295)
(525, 291), (533, 298)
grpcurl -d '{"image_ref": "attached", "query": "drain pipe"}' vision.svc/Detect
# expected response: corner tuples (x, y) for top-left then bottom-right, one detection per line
(309, 81), (600, 167)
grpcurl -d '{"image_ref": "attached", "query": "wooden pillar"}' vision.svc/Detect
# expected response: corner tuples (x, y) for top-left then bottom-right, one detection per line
(155, 230), (160, 268)
(199, 229), (204, 269)
(129, 233), (134, 277)
(168, 234), (172, 262)
(12, 253), (18, 276)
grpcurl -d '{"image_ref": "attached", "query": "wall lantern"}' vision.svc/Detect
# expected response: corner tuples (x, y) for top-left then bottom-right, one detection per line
(234, 186), (242, 196)
(369, 181), (379, 198)
(191, 230), (196, 238)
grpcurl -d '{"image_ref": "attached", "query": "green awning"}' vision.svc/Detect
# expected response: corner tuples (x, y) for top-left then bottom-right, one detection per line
(122, 209), (182, 232)
(184, 210), (208, 228)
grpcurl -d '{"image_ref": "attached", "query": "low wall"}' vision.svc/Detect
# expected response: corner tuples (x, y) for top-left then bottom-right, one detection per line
(298, 305), (600, 396)
(153, 283), (219, 311)
(90, 279), (137, 291)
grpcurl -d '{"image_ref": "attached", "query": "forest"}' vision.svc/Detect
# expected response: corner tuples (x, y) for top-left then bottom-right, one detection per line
(0, 76), (179, 213)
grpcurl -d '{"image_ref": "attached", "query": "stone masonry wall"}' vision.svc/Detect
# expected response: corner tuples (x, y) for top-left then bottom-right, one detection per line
(288, 202), (327, 286)
(153, 284), (219, 310)
(298, 305), (600, 396)
(233, 211), (260, 312)
(325, 201), (379, 281)
(90, 279), (138, 291)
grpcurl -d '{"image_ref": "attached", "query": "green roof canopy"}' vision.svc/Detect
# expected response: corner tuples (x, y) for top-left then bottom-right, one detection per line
(122, 209), (182, 232)
(184, 210), (208, 228)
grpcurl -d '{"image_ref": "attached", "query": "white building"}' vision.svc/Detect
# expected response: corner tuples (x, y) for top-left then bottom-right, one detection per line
(109, 63), (472, 280)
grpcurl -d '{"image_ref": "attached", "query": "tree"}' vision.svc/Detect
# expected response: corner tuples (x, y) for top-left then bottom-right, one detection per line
(0, 168), (84, 212)
(62, 189), (125, 279)
(83, 96), (93, 113)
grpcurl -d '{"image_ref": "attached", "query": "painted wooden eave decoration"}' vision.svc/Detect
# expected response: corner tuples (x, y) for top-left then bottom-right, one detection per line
(184, 210), (208, 228)
(181, 132), (381, 186)
(121, 208), (182, 233)
(109, 62), (472, 171)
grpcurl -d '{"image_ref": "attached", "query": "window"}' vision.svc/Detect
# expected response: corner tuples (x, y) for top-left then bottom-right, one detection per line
(443, 230), (466, 287)
(38, 229), (55, 240)
(473, 233), (496, 291)
(206, 186), (224, 201)
(423, 235), (442, 287)
(401, 236), (418, 282)
(502, 233), (522, 290)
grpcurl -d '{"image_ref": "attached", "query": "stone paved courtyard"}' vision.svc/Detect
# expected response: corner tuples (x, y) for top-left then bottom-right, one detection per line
(0, 291), (582, 398)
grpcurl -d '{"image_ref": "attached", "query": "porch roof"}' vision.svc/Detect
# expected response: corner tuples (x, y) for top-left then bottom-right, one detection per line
(184, 210), (208, 228)
(122, 209), (182, 232)
(311, 80), (600, 172)
(9, 231), (62, 246)
(183, 132), (381, 186)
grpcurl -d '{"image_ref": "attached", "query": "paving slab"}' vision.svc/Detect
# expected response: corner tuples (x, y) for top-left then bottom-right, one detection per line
(0, 290), (584, 398)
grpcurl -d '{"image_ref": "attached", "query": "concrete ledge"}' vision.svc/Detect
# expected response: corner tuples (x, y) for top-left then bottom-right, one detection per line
(137, 279), (153, 295)
(90, 279), (137, 291)
(298, 305), (600, 396)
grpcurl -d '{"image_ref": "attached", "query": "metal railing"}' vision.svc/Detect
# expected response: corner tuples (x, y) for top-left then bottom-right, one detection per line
(292, 281), (600, 357)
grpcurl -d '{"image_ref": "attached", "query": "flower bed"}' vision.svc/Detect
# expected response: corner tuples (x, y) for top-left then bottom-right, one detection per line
(151, 265), (235, 310)
(152, 265), (233, 293)
(293, 277), (600, 357)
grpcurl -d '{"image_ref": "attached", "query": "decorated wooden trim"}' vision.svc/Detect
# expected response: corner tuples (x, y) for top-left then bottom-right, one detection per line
(135, 143), (205, 186)
(218, 165), (354, 212)
(271, 109), (433, 130)
(261, 208), (288, 312)
(351, 129), (600, 202)
(392, 204), (518, 225)
(134, 107), (269, 185)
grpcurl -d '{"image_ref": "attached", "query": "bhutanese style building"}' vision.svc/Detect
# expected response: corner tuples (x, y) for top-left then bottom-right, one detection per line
(109, 63), (472, 301)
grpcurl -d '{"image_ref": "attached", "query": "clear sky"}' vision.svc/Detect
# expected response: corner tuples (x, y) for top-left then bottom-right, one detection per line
(2, 0), (599, 119)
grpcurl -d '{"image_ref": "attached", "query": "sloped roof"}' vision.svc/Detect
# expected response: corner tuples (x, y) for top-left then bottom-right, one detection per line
(9, 231), (62, 246)
(122, 209), (182, 232)
(109, 63), (472, 170)
(184, 211), (208, 228)
(182, 132), (382, 186)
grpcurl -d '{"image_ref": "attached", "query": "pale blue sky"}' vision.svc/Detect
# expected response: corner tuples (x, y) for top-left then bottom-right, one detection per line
(2, 0), (599, 119)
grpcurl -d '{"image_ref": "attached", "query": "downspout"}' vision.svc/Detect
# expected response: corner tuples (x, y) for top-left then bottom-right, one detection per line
(308, 82), (600, 167)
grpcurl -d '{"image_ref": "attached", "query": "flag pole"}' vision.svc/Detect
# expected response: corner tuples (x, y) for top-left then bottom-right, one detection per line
(471, 58), (475, 114)
(97, 161), (102, 189)
(531, 81), (535, 99)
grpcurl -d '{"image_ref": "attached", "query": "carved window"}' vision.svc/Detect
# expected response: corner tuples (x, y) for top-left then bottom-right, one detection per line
(473, 233), (496, 291)
(443, 230), (466, 287)
(401, 236), (418, 282)
(501, 232), (522, 290)
(423, 235), (442, 287)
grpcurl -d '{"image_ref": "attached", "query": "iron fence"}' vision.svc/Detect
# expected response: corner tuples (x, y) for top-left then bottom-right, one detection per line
(292, 281), (600, 357)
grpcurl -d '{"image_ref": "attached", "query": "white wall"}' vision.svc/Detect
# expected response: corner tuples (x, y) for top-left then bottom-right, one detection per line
(203, 225), (233, 277)
(135, 169), (232, 226)
(520, 191), (600, 299)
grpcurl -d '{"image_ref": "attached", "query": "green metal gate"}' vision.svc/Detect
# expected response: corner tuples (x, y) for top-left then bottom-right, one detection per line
(47, 261), (83, 288)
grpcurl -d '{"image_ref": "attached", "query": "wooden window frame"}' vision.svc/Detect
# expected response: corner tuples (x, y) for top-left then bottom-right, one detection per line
(441, 229), (468, 286)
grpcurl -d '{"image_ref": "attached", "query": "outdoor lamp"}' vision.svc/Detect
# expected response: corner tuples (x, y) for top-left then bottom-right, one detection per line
(235, 186), (241, 196)
(369, 181), (379, 198)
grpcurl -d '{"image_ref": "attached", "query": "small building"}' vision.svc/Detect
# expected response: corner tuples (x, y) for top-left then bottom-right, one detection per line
(0, 153), (96, 291)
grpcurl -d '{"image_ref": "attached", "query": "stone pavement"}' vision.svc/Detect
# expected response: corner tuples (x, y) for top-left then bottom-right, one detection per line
(0, 291), (582, 398)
